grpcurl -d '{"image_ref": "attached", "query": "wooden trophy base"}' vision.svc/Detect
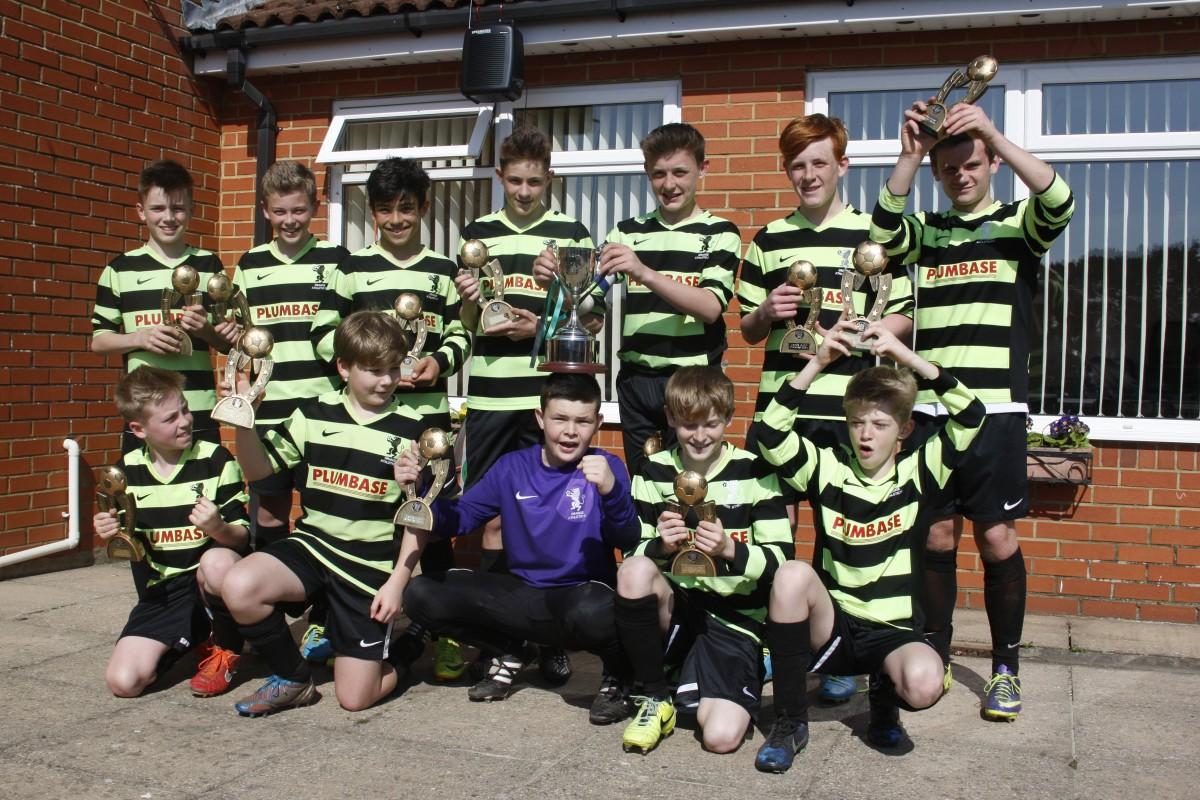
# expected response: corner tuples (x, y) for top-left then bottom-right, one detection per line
(537, 361), (608, 374)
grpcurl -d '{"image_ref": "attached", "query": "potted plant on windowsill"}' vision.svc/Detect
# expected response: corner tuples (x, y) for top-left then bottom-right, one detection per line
(1026, 414), (1092, 485)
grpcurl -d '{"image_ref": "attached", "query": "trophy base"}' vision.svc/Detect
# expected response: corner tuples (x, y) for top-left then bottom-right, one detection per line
(538, 361), (608, 374)
(670, 548), (717, 578)
(917, 103), (947, 137)
(177, 332), (193, 358)
(394, 499), (434, 529)
(779, 327), (818, 357)
(211, 396), (256, 429)
(400, 354), (419, 381)
(481, 301), (516, 331)
(106, 534), (145, 563)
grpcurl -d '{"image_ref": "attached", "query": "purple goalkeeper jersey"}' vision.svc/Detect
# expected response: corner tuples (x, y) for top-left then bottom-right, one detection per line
(432, 445), (639, 588)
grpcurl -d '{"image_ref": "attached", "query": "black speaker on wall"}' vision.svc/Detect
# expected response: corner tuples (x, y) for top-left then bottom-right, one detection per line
(461, 23), (524, 103)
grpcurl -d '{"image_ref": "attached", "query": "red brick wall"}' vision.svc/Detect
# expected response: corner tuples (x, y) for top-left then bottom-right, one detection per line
(0, 0), (221, 570)
(2, 5), (1197, 622)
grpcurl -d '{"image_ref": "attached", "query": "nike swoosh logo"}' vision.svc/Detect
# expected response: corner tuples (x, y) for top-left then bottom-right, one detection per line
(365, 277), (384, 286)
(359, 639), (382, 648)
(136, 276), (155, 285)
(254, 272), (273, 281)
(322, 429), (338, 436)
(515, 491), (538, 500)
(1003, 499), (1022, 511)
(632, 237), (650, 246)
(135, 494), (150, 502)
(741, 686), (756, 699)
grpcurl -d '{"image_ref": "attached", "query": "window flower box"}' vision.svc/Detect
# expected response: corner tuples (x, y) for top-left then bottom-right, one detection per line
(1027, 415), (1092, 485)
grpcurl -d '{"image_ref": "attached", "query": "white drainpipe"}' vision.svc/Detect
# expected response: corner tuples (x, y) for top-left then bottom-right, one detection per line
(0, 438), (81, 569)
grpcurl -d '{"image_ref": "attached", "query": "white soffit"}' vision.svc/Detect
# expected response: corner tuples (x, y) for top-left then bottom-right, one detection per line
(191, 0), (1200, 76)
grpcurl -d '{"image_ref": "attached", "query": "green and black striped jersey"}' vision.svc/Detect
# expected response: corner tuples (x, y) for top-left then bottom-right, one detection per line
(260, 389), (433, 597)
(870, 175), (1074, 411)
(604, 210), (740, 371)
(120, 440), (248, 591)
(92, 245), (226, 432)
(630, 442), (794, 643)
(461, 210), (593, 411)
(233, 236), (348, 426)
(757, 368), (984, 631)
(309, 245), (469, 420)
(739, 206), (914, 422)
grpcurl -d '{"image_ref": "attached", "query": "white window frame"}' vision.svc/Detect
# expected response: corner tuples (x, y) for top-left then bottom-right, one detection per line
(809, 57), (1200, 444)
(316, 95), (494, 165)
(324, 81), (683, 420)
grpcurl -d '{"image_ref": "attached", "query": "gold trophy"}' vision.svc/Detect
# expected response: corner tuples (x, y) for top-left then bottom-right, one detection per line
(206, 273), (252, 331)
(666, 470), (718, 578)
(644, 432), (664, 458)
(778, 260), (823, 357)
(96, 466), (143, 562)
(460, 239), (517, 330)
(392, 293), (428, 381)
(162, 265), (200, 357)
(211, 326), (274, 429)
(393, 428), (453, 530)
(539, 245), (606, 374)
(840, 241), (892, 351)
(917, 55), (999, 137)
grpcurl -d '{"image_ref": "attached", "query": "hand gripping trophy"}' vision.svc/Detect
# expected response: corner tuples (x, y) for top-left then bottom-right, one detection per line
(96, 466), (143, 562)
(162, 265), (201, 357)
(667, 470), (719, 578)
(459, 239), (518, 330)
(840, 241), (892, 351)
(211, 326), (274, 429)
(392, 292), (428, 381)
(394, 428), (453, 529)
(917, 55), (999, 137)
(206, 272), (252, 332)
(778, 260), (823, 357)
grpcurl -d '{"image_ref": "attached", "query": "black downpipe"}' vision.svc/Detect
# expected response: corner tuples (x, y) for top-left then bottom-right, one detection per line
(226, 48), (276, 246)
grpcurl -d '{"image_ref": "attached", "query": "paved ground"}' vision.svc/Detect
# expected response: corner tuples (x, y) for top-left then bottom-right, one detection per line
(2, 562), (1198, 800)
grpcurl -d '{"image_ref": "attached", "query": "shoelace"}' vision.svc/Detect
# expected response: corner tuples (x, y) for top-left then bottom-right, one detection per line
(197, 647), (233, 674)
(986, 673), (1017, 703)
(486, 656), (523, 684)
(598, 674), (621, 697)
(628, 696), (663, 727)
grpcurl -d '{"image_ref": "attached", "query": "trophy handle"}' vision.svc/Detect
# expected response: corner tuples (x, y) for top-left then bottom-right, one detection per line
(243, 358), (273, 404)
(800, 286), (822, 332)
(840, 269), (865, 319)
(424, 458), (451, 504)
(481, 259), (505, 302)
(864, 274), (892, 322)
(936, 68), (969, 103)
(409, 318), (428, 356)
(230, 288), (252, 327)
(963, 77), (990, 105)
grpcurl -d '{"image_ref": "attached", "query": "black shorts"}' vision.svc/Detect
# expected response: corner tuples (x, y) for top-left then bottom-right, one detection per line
(910, 411), (1027, 523)
(264, 538), (396, 662)
(463, 408), (542, 489)
(665, 586), (763, 716)
(809, 603), (928, 677)
(249, 464), (295, 497)
(119, 570), (209, 653)
(745, 415), (849, 505)
(615, 366), (675, 478)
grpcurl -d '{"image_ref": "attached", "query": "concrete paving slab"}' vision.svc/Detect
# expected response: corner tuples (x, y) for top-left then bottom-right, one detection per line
(1069, 616), (1200, 660)
(3, 564), (1200, 800)
(950, 607), (1071, 651)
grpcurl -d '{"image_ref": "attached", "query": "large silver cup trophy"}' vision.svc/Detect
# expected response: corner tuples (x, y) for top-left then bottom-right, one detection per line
(539, 246), (606, 374)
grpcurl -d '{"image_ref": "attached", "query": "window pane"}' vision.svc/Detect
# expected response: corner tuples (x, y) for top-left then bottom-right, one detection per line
(517, 102), (663, 152)
(830, 85), (1005, 140)
(339, 114), (493, 167)
(1042, 79), (1200, 134)
(1031, 160), (1200, 419)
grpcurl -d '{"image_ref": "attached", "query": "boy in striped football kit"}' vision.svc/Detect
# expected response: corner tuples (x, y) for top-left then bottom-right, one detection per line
(753, 318), (984, 773)
(221, 311), (448, 716)
(96, 366), (249, 699)
(738, 114), (915, 704)
(870, 102), (1074, 721)
(453, 126), (594, 684)
(92, 160), (238, 452)
(232, 161), (348, 550)
(234, 161), (348, 667)
(309, 157), (470, 669)
(552, 123), (740, 477)
(618, 366), (793, 755)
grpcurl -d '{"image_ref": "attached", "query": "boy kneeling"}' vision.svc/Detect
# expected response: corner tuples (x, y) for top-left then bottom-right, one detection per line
(753, 318), (984, 773)
(221, 311), (435, 715)
(618, 366), (793, 755)
(98, 366), (249, 698)
(399, 374), (640, 722)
